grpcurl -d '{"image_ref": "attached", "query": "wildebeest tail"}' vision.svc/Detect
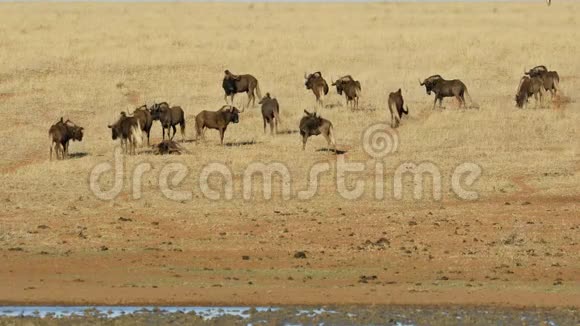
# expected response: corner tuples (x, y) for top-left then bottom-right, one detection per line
(254, 80), (262, 100)
(132, 121), (143, 147)
(274, 102), (281, 124)
(323, 80), (329, 95)
(402, 106), (409, 115)
(355, 81), (362, 97)
(180, 119), (186, 139)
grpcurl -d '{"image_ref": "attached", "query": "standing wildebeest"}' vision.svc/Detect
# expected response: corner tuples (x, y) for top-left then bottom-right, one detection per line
(419, 75), (472, 109)
(133, 105), (153, 145)
(299, 110), (336, 152)
(331, 75), (361, 110)
(49, 118), (84, 160)
(195, 105), (240, 145)
(150, 102), (186, 141)
(515, 76), (545, 109)
(388, 88), (409, 128)
(258, 93), (281, 135)
(525, 66), (560, 99)
(222, 70), (261, 110)
(304, 72), (329, 110)
(108, 112), (142, 155)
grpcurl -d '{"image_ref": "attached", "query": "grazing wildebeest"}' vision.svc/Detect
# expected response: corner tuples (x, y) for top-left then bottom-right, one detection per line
(195, 105), (240, 145)
(525, 66), (560, 99)
(515, 76), (545, 109)
(304, 71), (329, 110)
(331, 75), (362, 110)
(299, 110), (336, 152)
(258, 93), (281, 135)
(222, 70), (261, 110)
(133, 105), (153, 145)
(108, 112), (143, 155)
(419, 75), (472, 109)
(150, 102), (186, 141)
(388, 89), (409, 128)
(49, 118), (84, 160)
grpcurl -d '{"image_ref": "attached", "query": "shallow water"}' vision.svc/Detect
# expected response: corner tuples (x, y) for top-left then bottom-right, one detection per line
(0, 305), (577, 325)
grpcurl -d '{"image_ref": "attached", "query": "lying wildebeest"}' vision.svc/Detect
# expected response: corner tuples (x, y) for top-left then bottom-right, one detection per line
(304, 71), (329, 110)
(133, 105), (153, 145)
(154, 140), (188, 155)
(299, 110), (336, 152)
(388, 88), (409, 128)
(331, 75), (361, 110)
(525, 66), (560, 99)
(150, 102), (186, 141)
(108, 112), (142, 155)
(195, 105), (240, 145)
(49, 118), (84, 160)
(258, 93), (281, 135)
(222, 70), (262, 110)
(515, 76), (545, 109)
(419, 75), (472, 109)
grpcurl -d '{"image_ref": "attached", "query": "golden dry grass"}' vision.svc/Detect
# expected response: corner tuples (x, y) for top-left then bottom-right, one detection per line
(0, 2), (578, 307)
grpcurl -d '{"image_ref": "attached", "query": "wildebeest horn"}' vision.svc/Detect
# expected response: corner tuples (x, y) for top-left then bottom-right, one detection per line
(304, 110), (310, 115)
(418, 79), (424, 86)
(107, 125), (112, 128)
(304, 72), (308, 79)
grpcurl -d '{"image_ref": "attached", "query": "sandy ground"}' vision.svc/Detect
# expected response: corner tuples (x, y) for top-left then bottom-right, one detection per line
(0, 2), (579, 308)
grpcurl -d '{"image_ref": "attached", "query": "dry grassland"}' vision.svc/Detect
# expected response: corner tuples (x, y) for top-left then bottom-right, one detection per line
(0, 2), (578, 307)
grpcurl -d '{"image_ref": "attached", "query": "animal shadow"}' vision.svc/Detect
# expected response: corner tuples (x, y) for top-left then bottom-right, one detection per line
(276, 129), (299, 135)
(316, 148), (347, 155)
(224, 140), (258, 147)
(68, 152), (89, 159)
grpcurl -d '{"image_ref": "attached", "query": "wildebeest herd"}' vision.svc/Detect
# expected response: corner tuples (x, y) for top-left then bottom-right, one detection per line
(49, 66), (561, 159)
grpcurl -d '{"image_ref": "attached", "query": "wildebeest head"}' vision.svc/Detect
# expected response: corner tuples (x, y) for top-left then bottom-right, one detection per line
(524, 66), (548, 78)
(219, 105), (240, 124)
(258, 93), (272, 105)
(304, 72), (323, 90)
(222, 71), (237, 95)
(331, 75), (355, 95)
(108, 112), (126, 140)
(149, 102), (169, 120)
(419, 75), (443, 95)
(64, 120), (84, 141)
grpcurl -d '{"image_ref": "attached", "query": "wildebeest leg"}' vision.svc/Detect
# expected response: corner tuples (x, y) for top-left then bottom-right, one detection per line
(455, 95), (464, 109)
(270, 119), (274, 135)
(438, 98), (444, 109)
(274, 117), (278, 135)
(219, 128), (225, 145)
(170, 125), (177, 140)
(432, 97), (438, 110)
(146, 130), (150, 146)
(302, 134), (308, 151)
(246, 91), (252, 110)
(263, 118), (267, 134)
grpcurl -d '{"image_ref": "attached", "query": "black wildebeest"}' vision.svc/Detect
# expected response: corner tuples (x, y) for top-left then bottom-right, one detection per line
(331, 75), (361, 110)
(304, 71), (329, 110)
(222, 70), (262, 110)
(515, 76), (545, 109)
(133, 105), (153, 145)
(195, 105), (240, 145)
(258, 93), (281, 135)
(419, 75), (472, 109)
(108, 112), (142, 155)
(150, 102), (186, 142)
(525, 66), (560, 99)
(49, 118), (84, 160)
(388, 89), (409, 128)
(299, 110), (336, 152)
